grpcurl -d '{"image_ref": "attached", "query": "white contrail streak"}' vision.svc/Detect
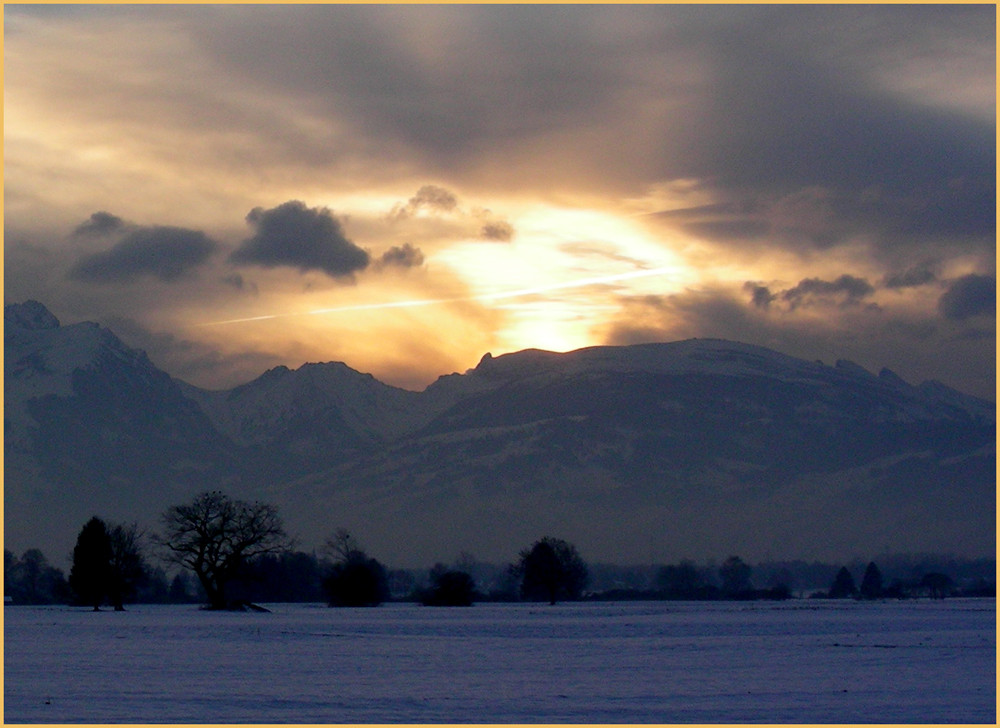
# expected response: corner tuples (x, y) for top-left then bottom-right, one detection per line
(196, 266), (675, 327)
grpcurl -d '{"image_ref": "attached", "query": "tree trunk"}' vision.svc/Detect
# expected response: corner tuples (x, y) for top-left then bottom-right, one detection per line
(196, 569), (226, 610)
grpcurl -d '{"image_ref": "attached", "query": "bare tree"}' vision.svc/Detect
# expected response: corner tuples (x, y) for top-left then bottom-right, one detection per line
(324, 528), (365, 562)
(107, 523), (147, 611)
(158, 491), (291, 610)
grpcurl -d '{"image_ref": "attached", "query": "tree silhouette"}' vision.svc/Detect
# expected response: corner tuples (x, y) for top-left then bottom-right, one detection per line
(828, 566), (857, 599)
(107, 523), (147, 611)
(719, 556), (753, 598)
(859, 561), (883, 600)
(920, 572), (953, 599)
(6, 548), (69, 605)
(159, 491), (291, 610)
(422, 565), (476, 606)
(69, 517), (113, 610)
(322, 530), (389, 607)
(515, 537), (589, 604)
(657, 560), (705, 599)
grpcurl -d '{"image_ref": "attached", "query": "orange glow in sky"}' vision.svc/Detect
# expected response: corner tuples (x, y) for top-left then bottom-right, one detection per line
(3, 5), (994, 397)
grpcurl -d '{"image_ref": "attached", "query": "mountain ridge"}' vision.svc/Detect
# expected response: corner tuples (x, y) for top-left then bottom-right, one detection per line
(4, 300), (994, 568)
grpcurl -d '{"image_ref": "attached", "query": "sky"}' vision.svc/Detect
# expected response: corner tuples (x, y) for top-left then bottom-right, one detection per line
(4, 4), (996, 399)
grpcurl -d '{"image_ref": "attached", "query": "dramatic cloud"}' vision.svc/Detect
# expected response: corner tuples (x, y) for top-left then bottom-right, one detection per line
(375, 243), (425, 270)
(747, 275), (877, 311)
(230, 200), (370, 278)
(68, 224), (218, 283)
(481, 221), (515, 243)
(745, 283), (777, 310)
(938, 274), (996, 321)
(389, 185), (459, 220)
(603, 284), (995, 400)
(73, 211), (125, 237)
(883, 264), (939, 290)
(782, 275), (876, 310)
(4, 5), (994, 399)
(656, 7), (996, 258)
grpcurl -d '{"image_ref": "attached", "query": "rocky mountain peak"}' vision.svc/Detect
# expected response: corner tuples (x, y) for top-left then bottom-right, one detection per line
(4, 300), (995, 568)
(5, 300), (61, 331)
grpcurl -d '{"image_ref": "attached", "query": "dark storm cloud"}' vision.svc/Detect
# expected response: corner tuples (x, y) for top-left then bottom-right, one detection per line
(190, 5), (627, 166)
(388, 185), (460, 221)
(746, 276), (877, 312)
(376, 243), (425, 269)
(782, 276), (876, 310)
(178, 4), (994, 262)
(221, 273), (257, 295)
(230, 200), (370, 278)
(68, 225), (218, 283)
(745, 283), (777, 310)
(661, 6), (995, 255)
(938, 274), (996, 321)
(408, 185), (458, 214)
(883, 264), (940, 290)
(73, 211), (125, 237)
(480, 221), (515, 243)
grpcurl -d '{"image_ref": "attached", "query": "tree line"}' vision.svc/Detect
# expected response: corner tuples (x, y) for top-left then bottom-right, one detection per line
(5, 491), (994, 610)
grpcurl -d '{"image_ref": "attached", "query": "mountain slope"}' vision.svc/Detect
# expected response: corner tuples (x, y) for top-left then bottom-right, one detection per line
(4, 302), (994, 567)
(280, 341), (994, 565)
(181, 361), (423, 479)
(5, 302), (241, 561)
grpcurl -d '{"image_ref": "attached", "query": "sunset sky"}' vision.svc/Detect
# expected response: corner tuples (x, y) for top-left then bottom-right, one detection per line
(4, 4), (995, 398)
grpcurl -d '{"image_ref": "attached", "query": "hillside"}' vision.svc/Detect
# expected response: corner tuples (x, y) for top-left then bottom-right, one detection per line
(4, 301), (994, 567)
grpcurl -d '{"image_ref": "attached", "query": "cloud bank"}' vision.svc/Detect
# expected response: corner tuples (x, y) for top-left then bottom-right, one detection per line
(4, 4), (994, 398)
(68, 224), (218, 283)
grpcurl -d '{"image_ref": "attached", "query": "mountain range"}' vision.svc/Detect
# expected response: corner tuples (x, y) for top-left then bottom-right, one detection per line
(4, 300), (995, 568)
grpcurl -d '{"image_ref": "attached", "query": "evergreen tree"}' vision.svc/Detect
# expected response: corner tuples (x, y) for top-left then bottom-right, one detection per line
(828, 566), (857, 598)
(859, 561), (883, 600)
(69, 517), (113, 610)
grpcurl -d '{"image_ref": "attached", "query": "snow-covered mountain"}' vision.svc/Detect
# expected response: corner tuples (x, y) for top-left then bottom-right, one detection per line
(5, 302), (241, 563)
(4, 301), (995, 567)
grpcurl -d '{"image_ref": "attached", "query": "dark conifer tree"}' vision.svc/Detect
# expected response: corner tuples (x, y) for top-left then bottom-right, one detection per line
(859, 561), (883, 600)
(69, 517), (113, 610)
(828, 566), (857, 598)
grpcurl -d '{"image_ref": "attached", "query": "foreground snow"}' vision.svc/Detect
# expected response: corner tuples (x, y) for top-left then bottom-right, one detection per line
(4, 599), (994, 723)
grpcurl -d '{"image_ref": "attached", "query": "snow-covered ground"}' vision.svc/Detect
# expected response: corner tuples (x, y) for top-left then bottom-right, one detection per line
(4, 599), (994, 723)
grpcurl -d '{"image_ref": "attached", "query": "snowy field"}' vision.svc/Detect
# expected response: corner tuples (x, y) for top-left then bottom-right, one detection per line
(4, 599), (995, 723)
